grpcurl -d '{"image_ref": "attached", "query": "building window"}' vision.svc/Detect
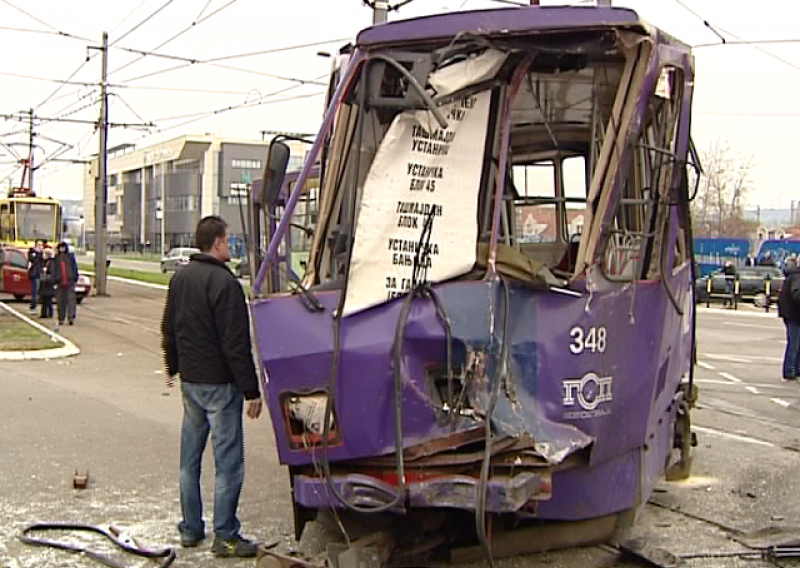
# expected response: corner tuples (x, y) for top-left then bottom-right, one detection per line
(231, 159), (262, 169)
(229, 182), (249, 197)
(165, 196), (199, 212)
(109, 174), (118, 187)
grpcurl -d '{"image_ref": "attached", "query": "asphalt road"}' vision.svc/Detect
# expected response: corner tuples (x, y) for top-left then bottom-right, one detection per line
(1, 287), (799, 568)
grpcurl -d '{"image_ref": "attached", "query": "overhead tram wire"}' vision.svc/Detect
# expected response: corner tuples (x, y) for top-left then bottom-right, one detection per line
(110, 93), (150, 126)
(694, 38), (800, 48)
(110, 0), (153, 34)
(35, 56), (96, 111)
(206, 62), (328, 85)
(142, 90), (325, 140)
(151, 73), (328, 122)
(109, 0), (239, 77)
(673, 0), (800, 73)
(0, 25), (91, 42)
(107, 37), (348, 85)
(0, 0), (57, 32)
(111, 0), (178, 47)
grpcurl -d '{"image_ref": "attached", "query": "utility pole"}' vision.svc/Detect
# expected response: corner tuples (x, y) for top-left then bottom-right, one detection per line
(94, 32), (109, 296)
(27, 108), (34, 191)
(373, 0), (388, 24)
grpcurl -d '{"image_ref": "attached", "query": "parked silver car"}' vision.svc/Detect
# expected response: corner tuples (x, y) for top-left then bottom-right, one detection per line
(160, 247), (200, 273)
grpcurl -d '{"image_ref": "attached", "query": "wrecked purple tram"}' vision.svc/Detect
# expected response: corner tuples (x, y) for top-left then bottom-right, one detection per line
(249, 4), (698, 560)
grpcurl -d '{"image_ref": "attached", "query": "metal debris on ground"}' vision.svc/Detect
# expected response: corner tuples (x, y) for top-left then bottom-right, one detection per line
(73, 469), (89, 489)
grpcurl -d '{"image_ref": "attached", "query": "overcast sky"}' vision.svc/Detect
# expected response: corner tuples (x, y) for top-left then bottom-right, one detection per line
(1, 0), (798, 209)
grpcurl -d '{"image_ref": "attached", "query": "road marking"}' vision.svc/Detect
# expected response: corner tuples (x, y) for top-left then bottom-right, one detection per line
(693, 425), (775, 448)
(718, 372), (742, 384)
(698, 307), (779, 319)
(745, 386), (760, 394)
(771, 398), (791, 408)
(724, 322), (781, 330)
(694, 379), (794, 391)
(704, 354), (752, 364)
(697, 361), (716, 370)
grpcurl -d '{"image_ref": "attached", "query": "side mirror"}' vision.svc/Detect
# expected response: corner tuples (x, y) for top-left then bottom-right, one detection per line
(259, 140), (291, 207)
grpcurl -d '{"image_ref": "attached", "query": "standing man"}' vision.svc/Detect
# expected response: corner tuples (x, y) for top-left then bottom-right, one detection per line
(161, 216), (262, 558)
(778, 256), (800, 382)
(51, 241), (78, 326)
(27, 239), (44, 311)
(722, 261), (736, 308)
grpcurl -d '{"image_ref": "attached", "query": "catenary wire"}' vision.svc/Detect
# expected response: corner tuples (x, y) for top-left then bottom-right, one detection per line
(152, 73), (328, 121)
(0, 25), (90, 41)
(673, 0), (800, 73)
(35, 56), (95, 111)
(110, 93), (150, 125)
(110, 0), (153, 34)
(111, 0), (177, 47)
(109, 0), (239, 77)
(0, 0), (58, 32)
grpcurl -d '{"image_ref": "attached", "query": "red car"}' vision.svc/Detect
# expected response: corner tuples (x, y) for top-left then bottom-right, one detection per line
(0, 246), (30, 300)
(0, 246), (90, 303)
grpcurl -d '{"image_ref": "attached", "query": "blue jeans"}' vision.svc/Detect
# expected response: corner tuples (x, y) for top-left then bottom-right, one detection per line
(29, 278), (39, 309)
(783, 320), (800, 379)
(178, 382), (245, 542)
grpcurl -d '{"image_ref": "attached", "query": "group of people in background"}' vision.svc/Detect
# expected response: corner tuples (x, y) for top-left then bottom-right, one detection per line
(27, 240), (79, 326)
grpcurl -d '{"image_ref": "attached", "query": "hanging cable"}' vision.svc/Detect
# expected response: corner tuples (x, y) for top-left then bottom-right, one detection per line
(110, 0), (239, 76)
(110, 0), (153, 34)
(0, 0), (58, 32)
(35, 56), (95, 111)
(475, 275), (511, 568)
(0, 25), (90, 41)
(672, 0), (800, 73)
(111, 0), (177, 47)
(110, 93), (150, 125)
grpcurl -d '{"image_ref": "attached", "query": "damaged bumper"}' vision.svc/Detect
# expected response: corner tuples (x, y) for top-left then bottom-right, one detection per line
(293, 471), (551, 513)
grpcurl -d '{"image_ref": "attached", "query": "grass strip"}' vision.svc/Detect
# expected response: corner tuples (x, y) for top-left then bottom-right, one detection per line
(78, 263), (171, 286)
(0, 315), (64, 351)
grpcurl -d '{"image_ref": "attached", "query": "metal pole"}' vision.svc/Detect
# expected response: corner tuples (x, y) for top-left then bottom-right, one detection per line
(28, 108), (34, 191)
(161, 162), (166, 255)
(373, 0), (388, 24)
(94, 31), (109, 296)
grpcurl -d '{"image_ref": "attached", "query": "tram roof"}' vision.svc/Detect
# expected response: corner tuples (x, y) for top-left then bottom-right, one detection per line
(357, 6), (675, 49)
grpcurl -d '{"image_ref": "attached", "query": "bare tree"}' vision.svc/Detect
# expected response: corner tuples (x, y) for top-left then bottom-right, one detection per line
(690, 138), (754, 238)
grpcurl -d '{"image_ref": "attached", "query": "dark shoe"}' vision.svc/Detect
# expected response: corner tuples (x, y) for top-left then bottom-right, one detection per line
(211, 535), (258, 558)
(68, 320), (74, 326)
(181, 535), (204, 548)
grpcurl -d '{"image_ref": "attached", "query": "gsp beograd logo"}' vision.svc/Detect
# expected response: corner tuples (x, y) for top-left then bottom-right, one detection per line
(562, 373), (613, 418)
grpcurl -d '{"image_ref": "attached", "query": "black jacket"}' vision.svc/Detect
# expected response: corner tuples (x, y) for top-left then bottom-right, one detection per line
(27, 247), (43, 279)
(51, 250), (78, 286)
(778, 266), (800, 324)
(161, 253), (260, 399)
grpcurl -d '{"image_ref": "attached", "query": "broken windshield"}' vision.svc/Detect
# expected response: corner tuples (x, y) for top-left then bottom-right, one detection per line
(306, 35), (633, 310)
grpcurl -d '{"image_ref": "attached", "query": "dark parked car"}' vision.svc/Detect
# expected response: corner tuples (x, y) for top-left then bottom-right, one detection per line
(232, 258), (249, 278)
(695, 266), (784, 304)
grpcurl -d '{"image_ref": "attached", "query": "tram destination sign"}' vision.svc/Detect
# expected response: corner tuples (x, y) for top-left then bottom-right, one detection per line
(343, 90), (491, 315)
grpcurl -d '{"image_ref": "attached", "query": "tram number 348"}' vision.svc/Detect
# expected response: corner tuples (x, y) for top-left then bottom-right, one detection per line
(569, 326), (607, 355)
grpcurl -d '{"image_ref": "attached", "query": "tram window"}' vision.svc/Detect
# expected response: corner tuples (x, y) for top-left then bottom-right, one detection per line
(562, 156), (587, 242)
(512, 161), (557, 244)
(604, 66), (684, 281)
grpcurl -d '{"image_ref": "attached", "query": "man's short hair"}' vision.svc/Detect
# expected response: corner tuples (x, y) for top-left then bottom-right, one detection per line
(195, 216), (227, 252)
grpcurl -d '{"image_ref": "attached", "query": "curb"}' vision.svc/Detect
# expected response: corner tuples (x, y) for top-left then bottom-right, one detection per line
(697, 306), (780, 320)
(82, 270), (168, 291)
(0, 302), (81, 360)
